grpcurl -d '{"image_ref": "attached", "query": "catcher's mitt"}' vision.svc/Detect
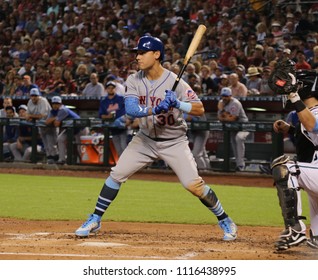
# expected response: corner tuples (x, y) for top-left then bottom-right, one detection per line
(268, 59), (298, 95)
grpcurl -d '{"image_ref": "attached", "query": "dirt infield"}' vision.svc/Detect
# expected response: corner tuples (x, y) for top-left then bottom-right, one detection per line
(0, 166), (317, 260)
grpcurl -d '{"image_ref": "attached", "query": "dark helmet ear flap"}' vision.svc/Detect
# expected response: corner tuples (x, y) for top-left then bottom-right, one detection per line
(296, 70), (318, 100)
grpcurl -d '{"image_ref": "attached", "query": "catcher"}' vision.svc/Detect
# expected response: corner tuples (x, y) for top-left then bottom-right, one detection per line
(269, 59), (318, 251)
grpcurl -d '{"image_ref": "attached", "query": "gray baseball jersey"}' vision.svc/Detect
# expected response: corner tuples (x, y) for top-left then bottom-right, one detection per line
(125, 68), (201, 139)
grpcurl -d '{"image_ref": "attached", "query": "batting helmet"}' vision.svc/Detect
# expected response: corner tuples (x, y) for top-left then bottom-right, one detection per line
(296, 70), (318, 100)
(133, 36), (165, 61)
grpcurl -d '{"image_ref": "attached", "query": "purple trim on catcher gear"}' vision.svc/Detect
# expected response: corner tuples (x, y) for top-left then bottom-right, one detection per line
(125, 96), (150, 118)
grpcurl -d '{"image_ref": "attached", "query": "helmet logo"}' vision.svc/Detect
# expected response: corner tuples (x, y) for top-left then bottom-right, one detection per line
(142, 42), (152, 49)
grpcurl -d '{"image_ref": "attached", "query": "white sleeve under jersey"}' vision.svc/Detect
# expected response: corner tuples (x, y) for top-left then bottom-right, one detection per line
(125, 68), (201, 139)
(301, 105), (318, 146)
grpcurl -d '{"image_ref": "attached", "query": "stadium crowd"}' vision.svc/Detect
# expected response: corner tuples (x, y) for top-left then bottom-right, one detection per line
(1, 0), (318, 165)
(0, 0), (318, 98)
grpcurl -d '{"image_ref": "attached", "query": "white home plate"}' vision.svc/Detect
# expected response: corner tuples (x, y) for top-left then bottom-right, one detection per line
(79, 242), (128, 247)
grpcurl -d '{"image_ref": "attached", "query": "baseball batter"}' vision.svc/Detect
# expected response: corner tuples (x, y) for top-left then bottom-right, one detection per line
(75, 36), (237, 241)
(270, 68), (318, 250)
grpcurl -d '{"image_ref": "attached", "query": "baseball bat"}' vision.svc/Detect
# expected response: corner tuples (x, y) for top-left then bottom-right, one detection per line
(171, 24), (207, 91)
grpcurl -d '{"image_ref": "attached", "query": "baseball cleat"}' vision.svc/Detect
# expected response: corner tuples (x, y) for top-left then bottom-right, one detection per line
(75, 214), (101, 237)
(275, 224), (307, 251)
(218, 217), (238, 241)
(307, 229), (318, 249)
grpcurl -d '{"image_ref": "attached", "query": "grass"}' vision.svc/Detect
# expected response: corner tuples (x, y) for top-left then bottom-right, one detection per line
(0, 173), (310, 227)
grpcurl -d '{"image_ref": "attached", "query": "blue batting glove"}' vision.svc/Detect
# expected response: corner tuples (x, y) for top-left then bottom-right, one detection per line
(152, 99), (170, 115)
(165, 90), (180, 108)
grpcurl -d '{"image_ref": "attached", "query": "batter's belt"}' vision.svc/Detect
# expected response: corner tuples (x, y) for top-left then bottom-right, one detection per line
(141, 132), (178, 142)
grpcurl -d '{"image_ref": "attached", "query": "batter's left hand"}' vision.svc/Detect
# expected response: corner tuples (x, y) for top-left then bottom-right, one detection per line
(165, 90), (180, 108)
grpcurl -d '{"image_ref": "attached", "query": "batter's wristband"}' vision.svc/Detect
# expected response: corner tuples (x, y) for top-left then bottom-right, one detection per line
(178, 101), (192, 113)
(294, 100), (306, 113)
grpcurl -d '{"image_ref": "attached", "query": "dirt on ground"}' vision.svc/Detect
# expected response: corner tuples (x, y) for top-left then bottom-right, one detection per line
(0, 166), (316, 260)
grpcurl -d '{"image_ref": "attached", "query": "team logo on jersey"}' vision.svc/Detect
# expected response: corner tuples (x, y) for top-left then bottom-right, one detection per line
(186, 89), (197, 100)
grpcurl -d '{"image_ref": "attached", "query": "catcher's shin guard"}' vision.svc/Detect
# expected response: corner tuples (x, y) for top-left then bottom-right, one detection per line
(272, 164), (299, 228)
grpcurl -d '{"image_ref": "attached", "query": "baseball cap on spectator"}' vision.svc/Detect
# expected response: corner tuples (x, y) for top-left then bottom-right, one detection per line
(65, 60), (73, 66)
(236, 64), (245, 72)
(220, 74), (228, 79)
(30, 88), (40, 96)
(220, 87), (232, 97)
(255, 44), (264, 51)
(271, 22), (281, 27)
(18, 104), (28, 111)
(283, 48), (291, 54)
(52, 96), (62, 104)
(106, 74), (117, 81)
(76, 46), (86, 56)
(177, 16), (184, 21)
(307, 37), (317, 44)
(106, 81), (116, 88)
(62, 49), (71, 56)
(57, 20), (63, 24)
(222, 13), (229, 17)
(82, 37), (91, 44)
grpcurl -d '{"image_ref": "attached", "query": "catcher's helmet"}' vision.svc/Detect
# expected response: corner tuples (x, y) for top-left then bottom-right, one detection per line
(296, 70), (318, 100)
(133, 36), (165, 61)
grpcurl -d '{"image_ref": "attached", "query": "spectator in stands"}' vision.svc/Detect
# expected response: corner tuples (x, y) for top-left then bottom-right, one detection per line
(104, 74), (125, 95)
(74, 63), (90, 94)
(246, 66), (262, 95)
(98, 81), (129, 157)
(228, 73), (248, 97)
(61, 69), (77, 95)
(34, 64), (50, 92)
(244, 34), (258, 58)
(203, 35), (221, 60)
(264, 46), (278, 66)
(235, 64), (247, 85)
(217, 73), (229, 94)
(9, 104), (42, 162)
(295, 50), (312, 70)
(82, 72), (104, 98)
(17, 58), (35, 79)
(46, 96), (88, 165)
(20, 75), (39, 97)
(224, 56), (238, 74)
(44, 66), (65, 96)
(3, 69), (17, 96)
(200, 65), (217, 96)
(217, 87), (250, 172)
(219, 38), (237, 68)
(259, 66), (274, 95)
(247, 44), (265, 68)
(26, 88), (58, 164)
